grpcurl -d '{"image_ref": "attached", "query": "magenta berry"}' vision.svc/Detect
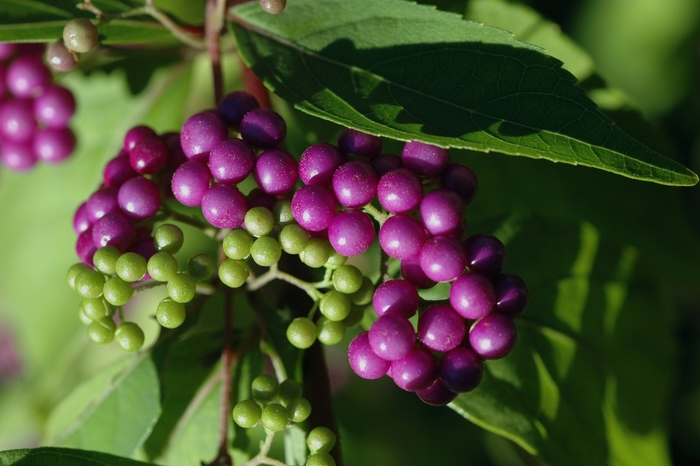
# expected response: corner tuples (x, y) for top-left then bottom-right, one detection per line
(449, 272), (496, 320)
(337, 128), (382, 158)
(209, 138), (255, 184)
(171, 161), (212, 207)
(419, 236), (467, 283)
(391, 346), (438, 392)
(348, 331), (391, 380)
(369, 314), (416, 361)
(378, 214), (426, 260)
(377, 168), (423, 214)
(439, 346), (483, 393)
(469, 313), (517, 360)
(180, 111), (228, 162)
(332, 160), (378, 208)
(298, 143), (344, 186)
(401, 140), (450, 177)
(417, 304), (466, 352)
(201, 184), (247, 229)
(291, 184), (337, 232)
(240, 108), (286, 148)
(327, 210), (374, 257)
(254, 148), (298, 195)
(372, 279), (420, 318)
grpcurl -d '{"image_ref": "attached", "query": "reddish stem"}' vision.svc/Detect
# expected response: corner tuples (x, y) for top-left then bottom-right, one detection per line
(206, 0), (225, 104)
(243, 64), (271, 108)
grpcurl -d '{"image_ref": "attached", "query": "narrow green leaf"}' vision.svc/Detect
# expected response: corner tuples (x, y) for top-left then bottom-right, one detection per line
(0, 19), (175, 44)
(44, 355), (161, 458)
(448, 217), (674, 466)
(0, 447), (156, 466)
(229, 0), (698, 186)
(0, 0), (73, 23)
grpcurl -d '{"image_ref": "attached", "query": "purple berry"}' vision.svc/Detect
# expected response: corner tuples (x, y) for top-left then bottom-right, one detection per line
(337, 128), (382, 158)
(129, 136), (168, 175)
(328, 210), (374, 257)
(348, 331), (391, 379)
(416, 378), (458, 406)
(369, 314), (416, 361)
(209, 138), (255, 184)
(33, 84), (76, 128)
(6, 55), (51, 98)
(91, 211), (136, 252)
(73, 202), (91, 235)
(216, 91), (259, 128)
(180, 111), (228, 162)
(378, 214), (425, 260)
(441, 163), (478, 204)
(86, 187), (120, 223)
(45, 41), (77, 72)
(0, 140), (36, 171)
(377, 168), (423, 214)
(123, 125), (157, 152)
(372, 279), (420, 318)
(76, 227), (96, 266)
(400, 255), (436, 289)
(469, 313), (517, 359)
(0, 43), (17, 61)
(162, 132), (188, 170)
(419, 189), (465, 237)
(103, 153), (137, 188)
(0, 99), (36, 143)
(493, 273), (529, 318)
(370, 153), (402, 177)
(130, 236), (157, 262)
(463, 234), (505, 277)
(298, 143), (344, 186)
(247, 188), (277, 210)
(171, 161), (211, 207)
(401, 141), (449, 177)
(419, 236), (467, 282)
(240, 108), (286, 149)
(391, 346), (438, 391)
(201, 184), (247, 229)
(449, 272), (496, 320)
(254, 148), (298, 195)
(332, 160), (378, 208)
(291, 184), (337, 232)
(118, 176), (161, 220)
(439, 346), (483, 393)
(417, 304), (466, 352)
(33, 127), (76, 163)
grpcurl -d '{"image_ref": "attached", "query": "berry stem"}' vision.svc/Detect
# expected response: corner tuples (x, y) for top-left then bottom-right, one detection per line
(244, 430), (286, 466)
(206, 0), (227, 104)
(247, 263), (324, 301)
(213, 289), (234, 466)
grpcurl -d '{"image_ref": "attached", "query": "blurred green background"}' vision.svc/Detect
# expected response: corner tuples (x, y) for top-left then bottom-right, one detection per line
(1, 0), (700, 464)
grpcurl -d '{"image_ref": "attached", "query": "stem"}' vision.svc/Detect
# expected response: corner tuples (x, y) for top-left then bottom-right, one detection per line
(247, 264), (325, 301)
(212, 289), (234, 466)
(206, 0), (227, 104)
(242, 65), (272, 108)
(245, 430), (286, 466)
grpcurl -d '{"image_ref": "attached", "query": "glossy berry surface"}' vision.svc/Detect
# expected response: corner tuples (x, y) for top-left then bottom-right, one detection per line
(348, 331), (390, 379)
(287, 317), (317, 349)
(240, 108), (286, 148)
(115, 322), (145, 352)
(171, 161), (211, 207)
(261, 403), (288, 432)
(441, 162), (478, 204)
(390, 346), (438, 392)
(209, 138), (255, 184)
(332, 160), (377, 208)
(378, 214), (426, 260)
(201, 184), (247, 229)
(439, 346), (483, 393)
(401, 140), (450, 177)
(180, 111), (228, 162)
(449, 272), (496, 320)
(419, 236), (467, 283)
(417, 304), (466, 352)
(377, 168), (423, 214)
(337, 128), (381, 158)
(469, 313), (517, 359)
(327, 210), (374, 257)
(419, 189), (465, 237)
(117, 176), (161, 220)
(299, 143), (344, 186)
(372, 279), (419, 318)
(291, 185), (337, 232)
(232, 399), (262, 429)
(63, 18), (99, 53)
(416, 378), (458, 406)
(216, 91), (259, 128)
(254, 148), (298, 195)
(493, 273), (529, 318)
(368, 314), (416, 361)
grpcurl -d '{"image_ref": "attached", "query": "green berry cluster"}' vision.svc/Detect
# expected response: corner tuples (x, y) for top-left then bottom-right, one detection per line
(286, 264), (373, 349)
(232, 376), (311, 431)
(306, 426), (337, 466)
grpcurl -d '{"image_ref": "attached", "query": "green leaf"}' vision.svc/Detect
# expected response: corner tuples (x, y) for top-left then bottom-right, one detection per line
(229, 0), (698, 186)
(448, 217), (674, 466)
(0, 19), (176, 44)
(0, 447), (157, 465)
(44, 355), (161, 457)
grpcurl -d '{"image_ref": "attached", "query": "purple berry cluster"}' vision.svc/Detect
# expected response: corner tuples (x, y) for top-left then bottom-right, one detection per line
(0, 43), (76, 171)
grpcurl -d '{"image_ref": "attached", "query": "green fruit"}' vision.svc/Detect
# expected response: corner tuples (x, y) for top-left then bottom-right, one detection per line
(81, 297), (112, 320)
(156, 298), (186, 329)
(287, 317), (317, 349)
(299, 239), (331, 268)
(349, 277), (374, 305)
(232, 399), (262, 428)
(87, 317), (116, 344)
(316, 317), (346, 345)
(244, 206), (275, 237)
(279, 224), (309, 254)
(222, 229), (253, 260)
(63, 18), (99, 53)
(278, 379), (303, 406)
(261, 403), (289, 432)
(103, 276), (133, 306)
(74, 269), (106, 299)
(272, 198), (294, 226)
(342, 304), (365, 329)
(115, 322), (145, 352)
(93, 246), (120, 275)
(307, 426), (336, 454)
(147, 251), (178, 282)
(250, 236), (282, 267)
(115, 252), (147, 282)
(154, 223), (184, 253)
(287, 397), (312, 423)
(218, 259), (249, 288)
(319, 291), (351, 322)
(324, 250), (347, 269)
(306, 453), (336, 466)
(187, 253), (216, 281)
(332, 265), (364, 295)
(252, 374), (279, 402)
(167, 273), (197, 303)
(67, 263), (91, 290)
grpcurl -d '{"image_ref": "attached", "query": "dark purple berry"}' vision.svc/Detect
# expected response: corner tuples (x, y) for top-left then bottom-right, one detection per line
(0, 43), (17, 61)
(371, 153), (402, 177)
(391, 346), (438, 392)
(240, 108), (286, 149)
(129, 136), (168, 175)
(449, 272), (496, 320)
(441, 163), (478, 204)
(291, 184), (337, 232)
(201, 184), (247, 229)
(76, 227), (96, 266)
(117, 176), (161, 220)
(417, 304), (466, 352)
(493, 273), (529, 318)
(400, 255), (436, 289)
(372, 279), (420, 318)
(103, 153), (138, 188)
(416, 378), (458, 406)
(337, 128), (381, 158)
(124, 125), (157, 152)
(254, 148), (298, 195)
(401, 141), (449, 177)
(91, 211), (136, 252)
(86, 187), (120, 223)
(209, 138), (255, 184)
(463, 234), (505, 277)
(469, 313), (517, 359)
(439, 346), (483, 392)
(216, 91), (259, 128)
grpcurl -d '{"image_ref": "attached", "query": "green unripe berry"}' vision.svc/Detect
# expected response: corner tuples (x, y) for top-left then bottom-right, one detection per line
(299, 239), (331, 268)
(287, 317), (317, 349)
(115, 322), (145, 352)
(218, 259), (249, 288)
(63, 18), (99, 53)
(342, 304), (365, 329)
(103, 276), (133, 306)
(75, 269), (106, 298)
(232, 399), (262, 428)
(324, 250), (346, 270)
(287, 397), (312, 423)
(81, 297), (112, 320)
(223, 229), (253, 260)
(307, 426), (336, 454)
(79, 306), (93, 326)
(306, 453), (336, 466)
(250, 236), (282, 267)
(244, 206), (275, 237)
(147, 251), (178, 282)
(115, 252), (147, 282)
(87, 317), (116, 345)
(167, 273), (197, 303)
(320, 291), (351, 322)
(349, 277), (374, 305)
(154, 223), (184, 253)
(156, 298), (186, 329)
(278, 379), (303, 406)
(261, 403), (289, 432)
(272, 199), (294, 226)
(279, 224), (309, 254)
(93, 246), (120, 275)
(251, 374), (279, 402)
(187, 253), (216, 281)
(316, 317), (346, 345)
(332, 265), (364, 294)
(67, 263), (91, 290)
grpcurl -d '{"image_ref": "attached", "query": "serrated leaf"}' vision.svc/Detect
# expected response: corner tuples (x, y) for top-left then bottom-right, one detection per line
(229, 0), (697, 186)
(44, 355), (161, 457)
(0, 447), (156, 466)
(448, 217), (674, 466)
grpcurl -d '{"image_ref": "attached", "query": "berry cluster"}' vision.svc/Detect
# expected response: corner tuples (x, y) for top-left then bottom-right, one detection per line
(0, 42), (76, 171)
(232, 375), (311, 431)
